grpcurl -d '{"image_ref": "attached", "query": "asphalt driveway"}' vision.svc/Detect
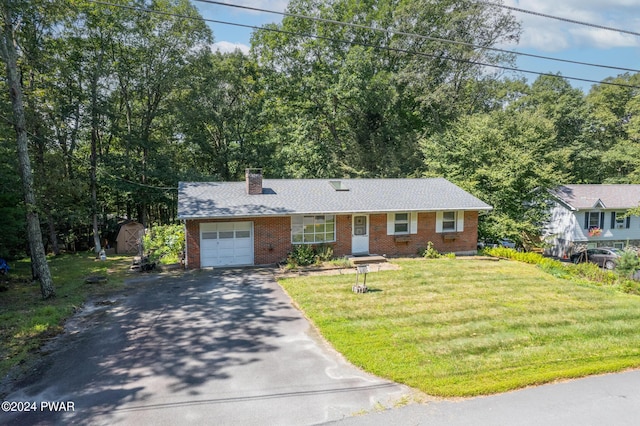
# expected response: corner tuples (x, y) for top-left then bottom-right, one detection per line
(2, 269), (411, 425)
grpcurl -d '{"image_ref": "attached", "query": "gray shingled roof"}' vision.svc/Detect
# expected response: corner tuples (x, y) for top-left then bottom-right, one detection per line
(178, 178), (492, 219)
(551, 184), (640, 210)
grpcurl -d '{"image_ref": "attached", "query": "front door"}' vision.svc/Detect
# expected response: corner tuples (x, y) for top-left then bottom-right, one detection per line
(352, 215), (369, 255)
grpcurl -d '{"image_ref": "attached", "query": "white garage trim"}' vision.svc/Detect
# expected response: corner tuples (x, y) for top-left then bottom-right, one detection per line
(200, 222), (254, 267)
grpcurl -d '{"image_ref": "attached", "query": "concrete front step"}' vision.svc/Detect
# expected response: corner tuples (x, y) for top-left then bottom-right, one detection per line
(348, 255), (387, 265)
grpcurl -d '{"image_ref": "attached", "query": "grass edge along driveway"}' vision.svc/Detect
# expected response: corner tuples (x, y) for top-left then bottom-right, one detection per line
(278, 258), (640, 397)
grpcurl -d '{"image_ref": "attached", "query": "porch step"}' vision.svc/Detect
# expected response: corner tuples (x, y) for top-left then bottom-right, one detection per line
(348, 255), (387, 265)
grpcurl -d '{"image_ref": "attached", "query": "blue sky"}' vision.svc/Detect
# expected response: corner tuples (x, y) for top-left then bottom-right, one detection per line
(193, 0), (640, 93)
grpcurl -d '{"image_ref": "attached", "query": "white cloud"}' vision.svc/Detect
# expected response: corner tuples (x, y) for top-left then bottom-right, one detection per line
(212, 41), (250, 54)
(215, 0), (288, 14)
(570, 28), (639, 49)
(505, 0), (640, 51)
(196, 1), (288, 54)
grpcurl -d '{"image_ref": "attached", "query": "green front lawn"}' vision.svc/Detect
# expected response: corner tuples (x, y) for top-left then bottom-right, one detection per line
(278, 258), (640, 397)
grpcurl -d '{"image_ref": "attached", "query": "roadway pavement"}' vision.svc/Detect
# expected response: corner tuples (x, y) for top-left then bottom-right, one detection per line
(329, 369), (640, 426)
(2, 268), (640, 425)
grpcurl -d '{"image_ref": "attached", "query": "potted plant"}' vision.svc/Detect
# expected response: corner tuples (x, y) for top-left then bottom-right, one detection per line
(588, 227), (602, 237)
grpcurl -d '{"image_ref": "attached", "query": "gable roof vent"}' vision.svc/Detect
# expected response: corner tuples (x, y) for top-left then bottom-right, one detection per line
(329, 180), (349, 191)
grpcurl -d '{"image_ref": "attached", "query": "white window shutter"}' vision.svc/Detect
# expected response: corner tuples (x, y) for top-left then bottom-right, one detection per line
(457, 211), (465, 232)
(410, 212), (418, 234)
(435, 211), (443, 233)
(387, 213), (394, 235)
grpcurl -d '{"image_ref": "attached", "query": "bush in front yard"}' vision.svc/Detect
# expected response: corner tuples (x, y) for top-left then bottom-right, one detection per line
(142, 224), (185, 264)
(571, 262), (619, 286)
(484, 247), (639, 294)
(484, 247), (544, 264)
(616, 249), (640, 279)
(315, 245), (334, 262)
(420, 241), (442, 259)
(285, 245), (349, 269)
(286, 244), (317, 268)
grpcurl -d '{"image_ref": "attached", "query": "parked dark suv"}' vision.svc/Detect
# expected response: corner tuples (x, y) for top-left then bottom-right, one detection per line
(570, 247), (623, 270)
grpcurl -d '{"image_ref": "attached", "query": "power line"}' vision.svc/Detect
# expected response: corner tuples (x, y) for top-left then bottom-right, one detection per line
(84, 0), (640, 89)
(483, 2), (640, 38)
(194, 0), (640, 74)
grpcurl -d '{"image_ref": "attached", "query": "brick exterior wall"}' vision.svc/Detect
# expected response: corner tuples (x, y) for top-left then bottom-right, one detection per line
(184, 211), (479, 269)
(368, 212), (478, 256)
(185, 219), (201, 268)
(254, 217), (291, 264)
(333, 215), (352, 256)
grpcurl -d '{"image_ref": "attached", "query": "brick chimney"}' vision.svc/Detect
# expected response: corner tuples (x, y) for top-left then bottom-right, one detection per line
(245, 168), (263, 195)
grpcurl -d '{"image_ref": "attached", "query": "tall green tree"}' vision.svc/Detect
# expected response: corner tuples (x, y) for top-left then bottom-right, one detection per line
(0, 0), (54, 298)
(585, 73), (640, 183)
(421, 108), (568, 241)
(175, 50), (269, 181)
(41, 0), (128, 254)
(106, 0), (211, 225)
(17, 0), (76, 256)
(393, 0), (520, 131)
(0, 118), (26, 259)
(252, 0), (519, 177)
(510, 74), (590, 183)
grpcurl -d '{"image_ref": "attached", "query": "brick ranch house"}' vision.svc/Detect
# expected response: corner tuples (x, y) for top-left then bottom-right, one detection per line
(178, 169), (492, 268)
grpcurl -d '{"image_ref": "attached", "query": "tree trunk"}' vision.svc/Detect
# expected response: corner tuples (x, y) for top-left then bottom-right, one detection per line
(91, 127), (101, 256)
(1, 4), (55, 299)
(90, 57), (103, 256)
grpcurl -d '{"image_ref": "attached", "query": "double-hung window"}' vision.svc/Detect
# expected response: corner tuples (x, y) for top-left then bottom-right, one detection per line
(436, 211), (464, 233)
(291, 215), (335, 244)
(387, 212), (417, 235)
(442, 211), (457, 232)
(587, 212), (600, 229)
(394, 213), (409, 234)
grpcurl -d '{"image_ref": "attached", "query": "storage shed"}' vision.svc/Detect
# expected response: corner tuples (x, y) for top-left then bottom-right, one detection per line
(116, 221), (144, 254)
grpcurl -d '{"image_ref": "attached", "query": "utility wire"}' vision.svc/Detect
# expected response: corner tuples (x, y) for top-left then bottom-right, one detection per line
(194, 0), (640, 74)
(84, 0), (640, 89)
(483, 2), (640, 38)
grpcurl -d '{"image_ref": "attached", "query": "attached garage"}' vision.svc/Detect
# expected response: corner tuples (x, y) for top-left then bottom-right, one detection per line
(200, 222), (254, 267)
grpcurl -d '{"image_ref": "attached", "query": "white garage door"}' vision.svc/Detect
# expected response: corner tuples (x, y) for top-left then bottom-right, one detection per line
(200, 222), (254, 267)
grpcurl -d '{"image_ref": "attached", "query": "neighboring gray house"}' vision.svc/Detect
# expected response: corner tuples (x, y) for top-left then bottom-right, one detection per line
(178, 169), (492, 268)
(545, 184), (640, 257)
